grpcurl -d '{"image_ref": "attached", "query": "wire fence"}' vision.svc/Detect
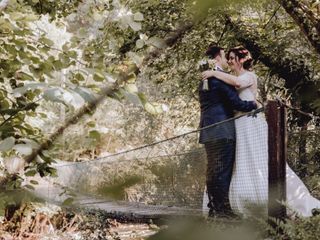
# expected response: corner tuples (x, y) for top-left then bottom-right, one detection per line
(31, 101), (320, 220)
(37, 107), (277, 218)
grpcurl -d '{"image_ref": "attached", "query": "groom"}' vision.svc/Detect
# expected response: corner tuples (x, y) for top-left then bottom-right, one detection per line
(198, 44), (257, 217)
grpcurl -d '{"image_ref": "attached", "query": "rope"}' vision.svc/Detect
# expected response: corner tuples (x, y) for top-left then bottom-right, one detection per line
(276, 97), (320, 120)
(56, 148), (206, 167)
(53, 100), (319, 169)
(56, 107), (264, 167)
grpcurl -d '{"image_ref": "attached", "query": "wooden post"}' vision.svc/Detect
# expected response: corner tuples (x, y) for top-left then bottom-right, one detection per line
(266, 101), (287, 221)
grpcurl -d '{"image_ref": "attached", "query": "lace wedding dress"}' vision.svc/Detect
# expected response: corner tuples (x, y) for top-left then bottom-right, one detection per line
(203, 72), (320, 217)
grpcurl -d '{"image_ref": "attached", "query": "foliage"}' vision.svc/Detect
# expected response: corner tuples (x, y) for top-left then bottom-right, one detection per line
(0, 0), (161, 190)
(23, 0), (81, 19)
(147, 214), (320, 240)
(0, 1), (319, 238)
(266, 215), (320, 240)
(287, 128), (320, 199)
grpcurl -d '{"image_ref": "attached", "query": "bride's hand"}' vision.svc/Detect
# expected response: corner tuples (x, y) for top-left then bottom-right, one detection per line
(202, 70), (216, 80)
(255, 100), (263, 108)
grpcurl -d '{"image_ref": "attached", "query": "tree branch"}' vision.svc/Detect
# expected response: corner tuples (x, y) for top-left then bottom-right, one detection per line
(0, 98), (43, 128)
(277, 0), (320, 55)
(263, 5), (282, 29)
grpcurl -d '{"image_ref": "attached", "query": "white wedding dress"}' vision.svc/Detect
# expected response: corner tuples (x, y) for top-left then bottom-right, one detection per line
(203, 72), (320, 217)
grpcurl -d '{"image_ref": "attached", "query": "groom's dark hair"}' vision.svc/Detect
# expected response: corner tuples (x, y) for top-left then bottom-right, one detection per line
(205, 44), (224, 59)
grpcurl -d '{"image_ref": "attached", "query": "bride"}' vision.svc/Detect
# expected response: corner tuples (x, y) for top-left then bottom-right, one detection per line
(201, 46), (320, 218)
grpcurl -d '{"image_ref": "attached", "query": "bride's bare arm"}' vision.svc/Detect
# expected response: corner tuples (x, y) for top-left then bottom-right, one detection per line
(202, 70), (241, 88)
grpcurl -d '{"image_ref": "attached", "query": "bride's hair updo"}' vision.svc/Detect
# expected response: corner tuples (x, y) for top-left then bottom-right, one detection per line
(227, 46), (253, 70)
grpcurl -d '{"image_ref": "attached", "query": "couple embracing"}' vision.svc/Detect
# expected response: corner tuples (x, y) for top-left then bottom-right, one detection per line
(198, 44), (320, 218)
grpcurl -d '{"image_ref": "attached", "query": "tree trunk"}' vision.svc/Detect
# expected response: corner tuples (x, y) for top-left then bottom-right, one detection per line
(277, 0), (320, 55)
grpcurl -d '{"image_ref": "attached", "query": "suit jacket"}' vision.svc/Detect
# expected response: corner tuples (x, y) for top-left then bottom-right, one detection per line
(198, 76), (257, 143)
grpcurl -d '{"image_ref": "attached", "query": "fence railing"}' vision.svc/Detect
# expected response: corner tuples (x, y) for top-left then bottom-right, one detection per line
(266, 101), (287, 220)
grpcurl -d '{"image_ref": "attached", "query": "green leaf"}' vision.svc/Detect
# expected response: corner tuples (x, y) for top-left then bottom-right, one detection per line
(59, 189), (67, 197)
(16, 72), (34, 81)
(47, 167), (57, 177)
(0, 109), (19, 115)
(24, 14), (39, 22)
(110, 90), (124, 101)
(133, 12), (144, 21)
(58, 53), (71, 66)
(13, 39), (26, 47)
(78, 28), (87, 38)
(62, 43), (69, 51)
(86, 121), (96, 127)
(137, 93), (148, 105)
(26, 112), (36, 118)
(24, 184), (35, 190)
(144, 102), (164, 115)
(62, 197), (74, 206)
(0, 125), (15, 137)
(146, 37), (166, 49)
(0, 99), (10, 110)
(27, 45), (37, 51)
(5, 44), (17, 55)
(39, 37), (54, 47)
(67, 50), (78, 58)
(0, 137), (15, 151)
(93, 72), (105, 82)
(30, 56), (41, 64)
(128, 21), (142, 32)
(30, 180), (38, 185)
(74, 73), (85, 82)
(126, 73), (136, 83)
(125, 83), (138, 93)
(136, 39), (145, 49)
(144, 102), (157, 115)
(17, 72), (34, 81)
(0, 18), (14, 31)
(39, 113), (47, 118)
(53, 60), (64, 70)
(89, 130), (101, 140)
(39, 151), (52, 164)
(25, 170), (37, 177)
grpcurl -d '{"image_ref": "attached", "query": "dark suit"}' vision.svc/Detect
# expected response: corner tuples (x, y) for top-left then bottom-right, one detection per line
(198, 76), (257, 215)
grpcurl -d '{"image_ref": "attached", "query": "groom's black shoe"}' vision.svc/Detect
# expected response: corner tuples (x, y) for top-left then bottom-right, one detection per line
(222, 209), (239, 219)
(208, 209), (224, 218)
(208, 211), (238, 219)
(312, 208), (320, 216)
(208, 208), (238, 219)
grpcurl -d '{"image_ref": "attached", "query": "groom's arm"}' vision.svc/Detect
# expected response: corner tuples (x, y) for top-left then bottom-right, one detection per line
(213, 79), (257, 112)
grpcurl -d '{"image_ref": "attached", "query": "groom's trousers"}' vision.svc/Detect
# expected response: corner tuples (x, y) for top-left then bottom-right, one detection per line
(205, 139), (236, 214)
